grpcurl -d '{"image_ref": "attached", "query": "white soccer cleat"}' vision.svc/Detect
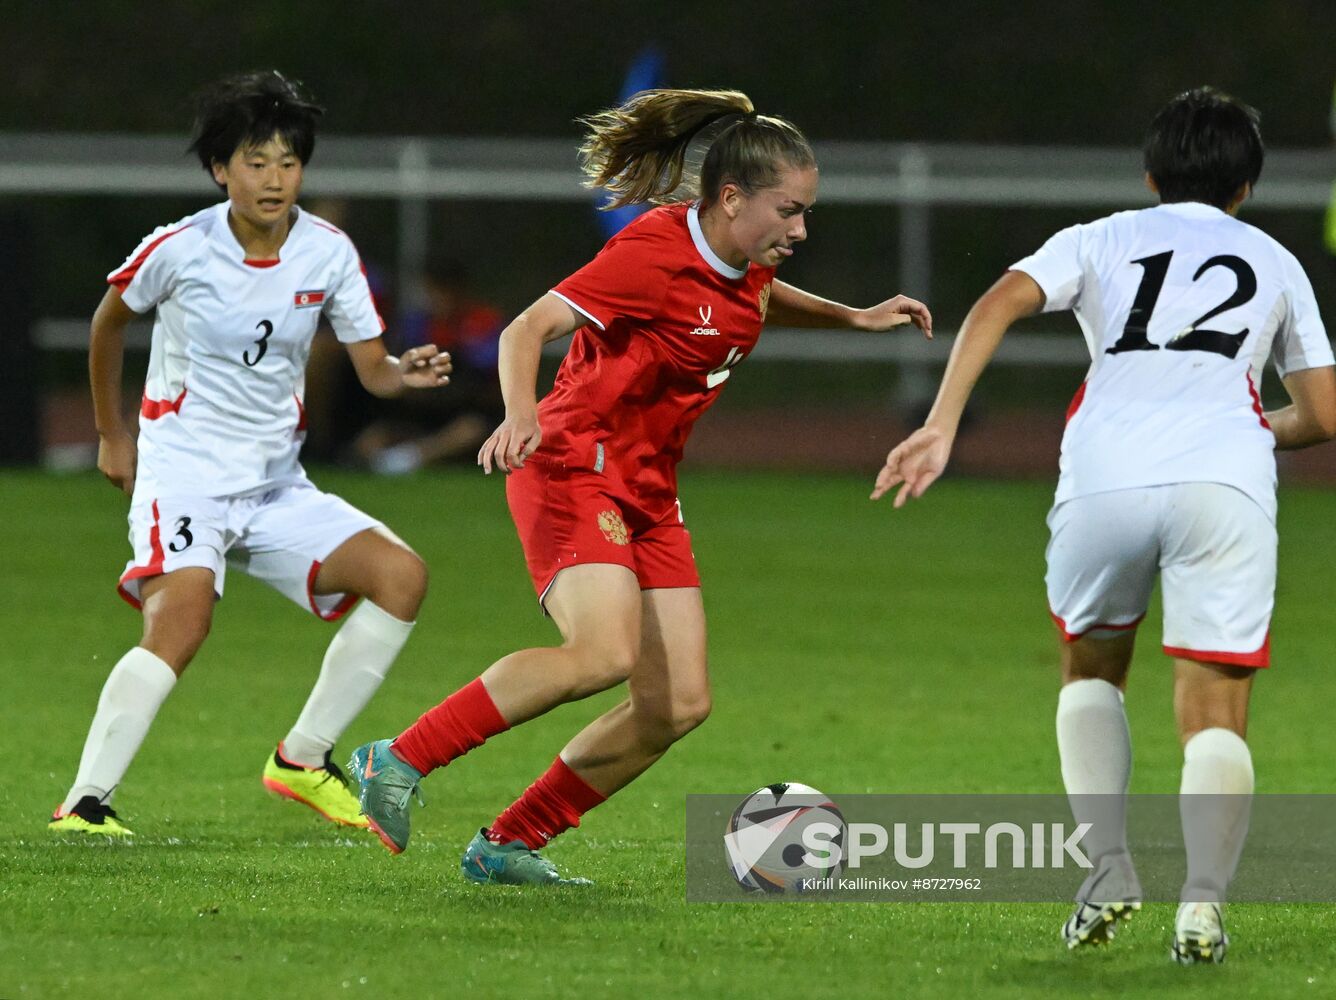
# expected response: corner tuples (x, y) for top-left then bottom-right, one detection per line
(1062, 854), (1142, 950)
(1171, 901), (1228, 965)
(1063, 899), (1141, 949)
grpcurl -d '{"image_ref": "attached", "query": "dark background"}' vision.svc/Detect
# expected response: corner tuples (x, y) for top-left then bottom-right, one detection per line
(3, 2), (1335, 463)
(5, 1), (1333, 144)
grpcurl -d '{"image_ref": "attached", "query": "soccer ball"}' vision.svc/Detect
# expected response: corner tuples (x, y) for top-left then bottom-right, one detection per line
(724, 782), (845, 893)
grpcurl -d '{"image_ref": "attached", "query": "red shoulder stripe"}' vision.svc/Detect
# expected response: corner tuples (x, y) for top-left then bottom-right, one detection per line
(109, 225), (194, 290)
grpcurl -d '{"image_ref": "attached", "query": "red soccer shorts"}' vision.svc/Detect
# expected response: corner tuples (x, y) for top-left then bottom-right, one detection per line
(505, 459), (700, 606)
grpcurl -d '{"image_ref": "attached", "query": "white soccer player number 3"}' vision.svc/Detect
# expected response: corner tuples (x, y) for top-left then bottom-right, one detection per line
(706, 346), (747, 388)
(244, 319), (274, 367)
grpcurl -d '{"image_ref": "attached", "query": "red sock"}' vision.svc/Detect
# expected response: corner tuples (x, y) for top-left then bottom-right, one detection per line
(488, 757), (607, 850)
(391, 678), (510, 776)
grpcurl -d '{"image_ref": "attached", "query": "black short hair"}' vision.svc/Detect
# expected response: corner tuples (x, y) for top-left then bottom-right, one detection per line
(1143, 86), (1263, 210)
(188, 71), (323, 181)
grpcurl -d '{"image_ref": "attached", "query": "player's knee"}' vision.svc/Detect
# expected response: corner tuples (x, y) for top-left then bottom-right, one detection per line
(669, 691), (711, 740)
(566, 636), (638, 696)
(367, 547), (429, 619)
(636, 689), (711, 750)
(142, 605), (212, 673)
(174, 616), (211, 660)
(591, 640), (639, 690)
(396, 549), (429, 606)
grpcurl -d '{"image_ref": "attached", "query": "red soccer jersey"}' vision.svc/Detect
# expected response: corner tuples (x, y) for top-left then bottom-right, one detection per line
(545, 202), (776, 515)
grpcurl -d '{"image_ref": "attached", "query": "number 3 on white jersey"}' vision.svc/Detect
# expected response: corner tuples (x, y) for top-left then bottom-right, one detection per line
(707, 347), (746, 388)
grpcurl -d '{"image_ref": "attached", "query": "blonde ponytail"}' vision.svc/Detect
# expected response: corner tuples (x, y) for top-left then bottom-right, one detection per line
(578, 88), (757, 209)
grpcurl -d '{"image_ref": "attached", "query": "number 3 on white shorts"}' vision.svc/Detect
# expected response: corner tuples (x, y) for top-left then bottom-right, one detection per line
(707, 347), (747, 389)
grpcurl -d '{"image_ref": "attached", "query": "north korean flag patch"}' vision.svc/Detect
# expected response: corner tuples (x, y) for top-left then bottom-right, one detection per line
(294, 289), (326, 309)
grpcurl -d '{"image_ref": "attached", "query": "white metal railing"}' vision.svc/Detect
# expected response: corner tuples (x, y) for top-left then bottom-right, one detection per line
(3, 133), (1332, 205)
(14, 134), (1331, 378)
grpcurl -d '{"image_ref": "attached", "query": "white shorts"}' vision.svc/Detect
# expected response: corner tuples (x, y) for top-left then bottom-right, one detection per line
(1045, 483), (1275, 668)
(118, 482), (381, 621)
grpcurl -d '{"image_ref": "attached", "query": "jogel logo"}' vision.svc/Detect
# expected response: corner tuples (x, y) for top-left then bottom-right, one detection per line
(597, 510), (630, 545)
(758, 282), (771, 321)
(691, 305), (721, 336)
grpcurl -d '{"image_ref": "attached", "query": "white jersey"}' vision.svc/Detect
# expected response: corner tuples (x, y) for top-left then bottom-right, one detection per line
(1011, 201), (1334, 520)
(110, 202), (384, 500)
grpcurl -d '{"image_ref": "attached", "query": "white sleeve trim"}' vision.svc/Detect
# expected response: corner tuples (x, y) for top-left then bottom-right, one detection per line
(548, 290), (605, 331)
(332, 324), (384, 345)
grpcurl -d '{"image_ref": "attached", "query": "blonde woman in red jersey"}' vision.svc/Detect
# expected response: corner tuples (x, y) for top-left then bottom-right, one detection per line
(351, 89), (931, 883)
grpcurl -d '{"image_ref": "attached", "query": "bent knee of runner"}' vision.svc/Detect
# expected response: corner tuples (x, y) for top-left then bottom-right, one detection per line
(361, 546), (429, 621)
(661, 694), (713, 746)
(139, 576), (215, 674)
(561, 635), (639, 699)
(632, 688), (712, 751)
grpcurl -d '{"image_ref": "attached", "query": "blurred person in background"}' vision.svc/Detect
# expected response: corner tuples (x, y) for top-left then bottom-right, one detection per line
(875, 86), (1336, 964)
(49, 71), (451, 839)
(349, 88), (931, 884)
(353, 256), (505, 474)
(300, 197), (395, 462)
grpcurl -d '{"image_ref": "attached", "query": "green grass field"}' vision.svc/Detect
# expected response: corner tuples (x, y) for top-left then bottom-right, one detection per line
(2, 468), (1334, 998)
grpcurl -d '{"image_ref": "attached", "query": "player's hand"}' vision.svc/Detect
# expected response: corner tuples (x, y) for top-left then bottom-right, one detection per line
(854, 296), (933, 339)
(478, 411), (541, 474)
(398, 344), (452, 389)
(97, 429), (138, 497)
(870, 425), (952, 506)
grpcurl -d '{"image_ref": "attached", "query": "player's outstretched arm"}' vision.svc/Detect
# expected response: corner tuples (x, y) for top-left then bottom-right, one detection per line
(871, 270), (1044, 506)
(1265, 365), (1336, 450)
(89, 287), (141, 496)
(871, 424), (953, 508)
(766, 280), (932, 338)
(346, 338), (452, 399)
(478, 294), (584, 475)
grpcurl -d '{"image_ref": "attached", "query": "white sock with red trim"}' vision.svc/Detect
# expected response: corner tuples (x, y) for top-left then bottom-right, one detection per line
(1179, 727), (1253, 903)
(62, 647), (177, 812)
(1056, 678), (1132, 870)
(281, 601), (414, 767)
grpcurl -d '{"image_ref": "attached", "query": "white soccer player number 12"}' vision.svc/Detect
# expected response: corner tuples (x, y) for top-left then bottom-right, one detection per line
(706, 347), (747, 389)
(1106, 252), (1257, 359)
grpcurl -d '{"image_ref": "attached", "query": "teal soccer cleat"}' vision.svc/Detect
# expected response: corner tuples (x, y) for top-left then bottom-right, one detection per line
(348, 739), (424, 855)
(461, 829), (593, 886)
